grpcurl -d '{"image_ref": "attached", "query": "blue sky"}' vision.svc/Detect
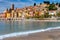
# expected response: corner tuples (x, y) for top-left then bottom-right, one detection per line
(0, 0), (60, 13)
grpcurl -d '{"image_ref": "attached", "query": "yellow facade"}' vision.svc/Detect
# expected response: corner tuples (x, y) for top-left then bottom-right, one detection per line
(25, 13), (31, 17)
(6, 13), (11, 18)
(18, 13), (22, 17)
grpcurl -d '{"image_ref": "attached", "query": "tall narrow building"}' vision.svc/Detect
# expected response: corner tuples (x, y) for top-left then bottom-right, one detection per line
(11, 4), (14, 10)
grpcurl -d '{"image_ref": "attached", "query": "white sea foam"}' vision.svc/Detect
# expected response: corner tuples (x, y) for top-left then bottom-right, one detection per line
(0, 27), (60, 40)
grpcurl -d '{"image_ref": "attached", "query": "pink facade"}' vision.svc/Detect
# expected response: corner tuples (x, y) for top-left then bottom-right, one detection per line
(0, 13), (5, 18)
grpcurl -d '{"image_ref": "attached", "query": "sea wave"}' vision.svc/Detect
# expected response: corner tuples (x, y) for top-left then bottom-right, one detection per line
(0, 27), (60, 40)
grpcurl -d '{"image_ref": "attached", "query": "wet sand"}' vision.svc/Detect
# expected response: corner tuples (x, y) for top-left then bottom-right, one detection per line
(3, 29), (60, 40)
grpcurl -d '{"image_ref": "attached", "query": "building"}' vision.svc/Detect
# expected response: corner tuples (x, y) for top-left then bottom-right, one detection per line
(2, 2), (60, 19)
(49, 10), (57, 15)
(49, 10), (57, 18)
(39, 11), (44, 16)
(11, 4), (14, 10)
(3, 8), (11, 18)
(0, 13), (5, 18)
(5, 12), (11, 18)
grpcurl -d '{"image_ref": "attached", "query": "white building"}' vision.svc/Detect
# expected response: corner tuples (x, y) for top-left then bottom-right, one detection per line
(49, 10), (57, 18)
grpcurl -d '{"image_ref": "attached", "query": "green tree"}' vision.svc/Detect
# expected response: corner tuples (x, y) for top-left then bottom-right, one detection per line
(44, 12), (49, 18)
(56, 13), (60, 17)
(40, 15), (45, 18)
(48, 4), (57, 10)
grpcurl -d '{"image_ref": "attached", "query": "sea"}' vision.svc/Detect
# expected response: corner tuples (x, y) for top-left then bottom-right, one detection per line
(0, 20), (60, 39)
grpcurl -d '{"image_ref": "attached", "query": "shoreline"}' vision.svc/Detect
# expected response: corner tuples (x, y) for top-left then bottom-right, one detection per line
(0, 18), (59, 21)
(3, 27), (60, 40)
(2, 19), (60, 22)
(0, 18), (60, 40)
(0, 26), (60, 40)
(0, 18), (60, 22)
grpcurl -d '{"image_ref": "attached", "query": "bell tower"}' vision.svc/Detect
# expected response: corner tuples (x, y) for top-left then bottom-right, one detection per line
(11, 4), (14, 10)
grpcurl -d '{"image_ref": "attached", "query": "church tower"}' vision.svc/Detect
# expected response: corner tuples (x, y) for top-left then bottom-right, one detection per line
(11, 4), (14, 10)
